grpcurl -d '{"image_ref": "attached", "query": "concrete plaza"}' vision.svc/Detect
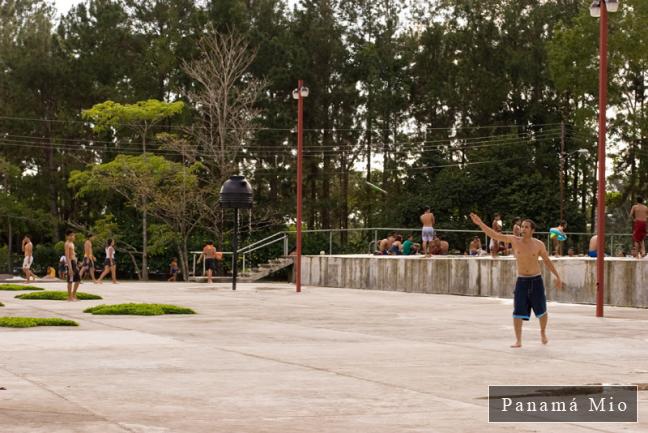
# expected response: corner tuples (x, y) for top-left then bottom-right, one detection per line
(0, 281), (647, 433)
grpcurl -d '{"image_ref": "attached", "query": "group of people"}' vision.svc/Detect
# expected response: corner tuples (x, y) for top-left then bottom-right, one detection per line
(21, 232), (118, 301)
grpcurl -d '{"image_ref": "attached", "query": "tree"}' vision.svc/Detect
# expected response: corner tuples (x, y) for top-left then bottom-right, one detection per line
(82, 99), (184, 279)
(182, 29), (264, 243)
(70, 153), (206, 279)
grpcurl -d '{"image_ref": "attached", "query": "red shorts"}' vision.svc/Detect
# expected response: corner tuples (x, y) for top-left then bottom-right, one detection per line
(633, 220), (647, 242)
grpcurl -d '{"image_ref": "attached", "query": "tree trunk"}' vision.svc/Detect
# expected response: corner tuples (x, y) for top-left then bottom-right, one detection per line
(7, 217), (12, 273)
(321, 130), (332, 229)
(45, 121), (59, 240)
(141, 208), (148, 280)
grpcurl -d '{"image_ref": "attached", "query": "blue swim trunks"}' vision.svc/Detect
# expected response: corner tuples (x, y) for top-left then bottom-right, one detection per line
(513, 275), (547, 321)
(588, 250), (597, 258)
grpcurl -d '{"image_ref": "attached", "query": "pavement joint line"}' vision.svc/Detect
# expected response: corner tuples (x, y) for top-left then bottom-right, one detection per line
(0, 365), (137, 433)
(10, 291), (638, 372)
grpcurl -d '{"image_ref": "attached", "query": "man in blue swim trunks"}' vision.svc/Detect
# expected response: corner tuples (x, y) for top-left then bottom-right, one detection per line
(470, 213), (563, 348)
(420, 207), (436, 257)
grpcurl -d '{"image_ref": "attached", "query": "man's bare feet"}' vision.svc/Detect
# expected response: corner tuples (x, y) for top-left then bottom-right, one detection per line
(541, 333), (548, 345)
(510, 341), (522, 348)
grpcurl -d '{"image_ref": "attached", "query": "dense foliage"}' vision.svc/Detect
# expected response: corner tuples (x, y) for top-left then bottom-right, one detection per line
(1, 0), (645, 277)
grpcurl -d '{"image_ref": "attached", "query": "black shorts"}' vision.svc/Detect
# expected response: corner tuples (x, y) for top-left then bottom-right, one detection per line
(67, 260), (81, 283)
(81, 256), (95, 270)
(104, 258), (115, 267)
(513, 275), (547, 320)
(205, 258), (217, 272)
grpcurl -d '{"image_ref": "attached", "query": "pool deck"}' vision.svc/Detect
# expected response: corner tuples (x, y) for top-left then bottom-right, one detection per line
(1, 281), (647, 432)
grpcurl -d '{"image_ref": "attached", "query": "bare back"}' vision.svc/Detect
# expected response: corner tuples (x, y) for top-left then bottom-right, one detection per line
(420, 212), (434, 227)
(631, 204), (648, 222)
(510, 237), (544, 276)
(24, 241), (33, 257)
(203, 245), (217, 259)
(84, 240), (93, 258)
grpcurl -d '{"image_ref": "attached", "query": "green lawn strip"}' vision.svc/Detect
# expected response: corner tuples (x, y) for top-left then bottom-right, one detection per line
(0, 284), (44, 291)
(0, 317), (78, 328)
(0, 302), (4, 307)
(84, 303), (195, 316)
(15, 291), (102, 301)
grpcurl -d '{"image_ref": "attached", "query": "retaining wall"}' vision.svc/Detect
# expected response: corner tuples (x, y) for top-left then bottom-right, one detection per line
(300, 255), (648, 308)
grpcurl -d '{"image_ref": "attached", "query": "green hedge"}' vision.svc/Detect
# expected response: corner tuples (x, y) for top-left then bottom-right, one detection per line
(84, 303), (195, 316)
(0, 317), (79, 328)
(15, 291), (102, 301)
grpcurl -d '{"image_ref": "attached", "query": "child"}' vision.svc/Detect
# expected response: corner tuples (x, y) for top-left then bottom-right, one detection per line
(58, 255), (68, 280)
(168, 258), (179, 281)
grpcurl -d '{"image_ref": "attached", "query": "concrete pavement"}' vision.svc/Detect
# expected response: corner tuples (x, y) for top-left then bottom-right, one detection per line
(1, 281), (647, 432)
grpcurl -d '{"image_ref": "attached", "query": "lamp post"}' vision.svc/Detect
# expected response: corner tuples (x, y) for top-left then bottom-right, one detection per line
(590, 0), (618, 317)
(219, 175), (253, 291)
(559, 149), (589, 222)
(292, 81), (309, 293)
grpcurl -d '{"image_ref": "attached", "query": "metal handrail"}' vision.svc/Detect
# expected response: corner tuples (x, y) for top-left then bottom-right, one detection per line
(239, 231), (285, 254)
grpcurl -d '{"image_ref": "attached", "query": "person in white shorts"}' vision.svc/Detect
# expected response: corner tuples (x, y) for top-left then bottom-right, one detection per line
(22, 235), (36, 282)
(420, 207), (436, 257)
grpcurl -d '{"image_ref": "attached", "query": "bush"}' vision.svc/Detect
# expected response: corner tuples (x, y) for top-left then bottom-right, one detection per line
(84, 303), (195, 316)
(0, 284), (44, 291)
(0, 317), (78, 328)
(15, 291), (102, 301)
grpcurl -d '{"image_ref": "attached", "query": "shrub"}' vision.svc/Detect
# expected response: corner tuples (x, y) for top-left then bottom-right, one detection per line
(0, 284), (44, 291)
(84, 303), (195, 316)
(15, 291), (102, 301)
(0, 317), (78, 328)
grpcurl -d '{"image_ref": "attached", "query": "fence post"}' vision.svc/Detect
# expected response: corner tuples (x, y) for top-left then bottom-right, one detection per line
(329, 231), (333, 255)
(609, 235), (614, 256)
(283, 235), (289, 256)
(242, 254), (246, 274)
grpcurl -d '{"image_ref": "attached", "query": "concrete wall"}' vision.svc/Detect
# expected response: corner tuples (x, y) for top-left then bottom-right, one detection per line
(301, 255), (648, 308)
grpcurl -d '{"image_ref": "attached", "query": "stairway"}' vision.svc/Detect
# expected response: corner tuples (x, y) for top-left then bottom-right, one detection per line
(191, 256), (294, 283)
(240, 256), (294, 282)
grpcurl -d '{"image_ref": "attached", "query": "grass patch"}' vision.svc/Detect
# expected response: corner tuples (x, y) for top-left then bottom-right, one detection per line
(0, 284), (44, 291)
(15, 291), (102, 301)
(84, 303), (195, 316)
(0, 302), (4, 307)
(0, 317), (78, 328)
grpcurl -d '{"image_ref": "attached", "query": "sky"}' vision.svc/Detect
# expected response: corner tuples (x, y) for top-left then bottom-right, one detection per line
(53, 0), (80, 15)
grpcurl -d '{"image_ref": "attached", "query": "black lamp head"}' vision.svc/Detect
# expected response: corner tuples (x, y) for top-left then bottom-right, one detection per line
(219, 175), (253, 209)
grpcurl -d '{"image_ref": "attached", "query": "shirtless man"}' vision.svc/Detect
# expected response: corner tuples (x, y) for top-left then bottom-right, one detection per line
(64, 229), (80, 301)
(420, 207), (436, 257)
(79, 233), (97, 282)
(21, 235), (36, 282)
(199, 241), (218, 283)
(470, 213), (562, 348)
(588, 235), (598, 258)
(630, 196), (648, 258)
(377, 234), (395, 255)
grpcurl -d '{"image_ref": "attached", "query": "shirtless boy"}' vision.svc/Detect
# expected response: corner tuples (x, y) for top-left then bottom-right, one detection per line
(470, 213), (562, 348)
(79, 233), (97, 282)
(420, 207), (436, 257)
(64, 229), (81, 301)
(630, 196), (648, 258)
(22, 235), (36, 282)
(199, 241), (218, 283)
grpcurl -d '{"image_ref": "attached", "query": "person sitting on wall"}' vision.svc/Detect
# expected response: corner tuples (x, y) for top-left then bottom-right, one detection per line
(375, 233), (395, 255)
(388, 234), (403, 255)
(402, 233), (420, 255)
(469, 236), (486, 256)
(430, 236), (449, 255)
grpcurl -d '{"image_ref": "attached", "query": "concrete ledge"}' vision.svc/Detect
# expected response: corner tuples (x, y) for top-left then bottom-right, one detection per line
(301, 255), (648, 308)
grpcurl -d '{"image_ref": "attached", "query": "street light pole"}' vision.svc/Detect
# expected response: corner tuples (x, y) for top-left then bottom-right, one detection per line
(590, 0), (618, 317)
(293, 81), (309, 293)
(595, 2), (607, 317)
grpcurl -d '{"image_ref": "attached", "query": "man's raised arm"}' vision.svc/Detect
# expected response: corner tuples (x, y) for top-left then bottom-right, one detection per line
(469, 213), (512, 243)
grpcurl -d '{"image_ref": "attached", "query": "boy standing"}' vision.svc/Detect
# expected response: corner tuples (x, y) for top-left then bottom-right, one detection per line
(64, 229), (80, 301)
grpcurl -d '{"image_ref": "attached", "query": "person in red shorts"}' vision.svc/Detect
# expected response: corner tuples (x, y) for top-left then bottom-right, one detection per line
(630, 196), (648, 258)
